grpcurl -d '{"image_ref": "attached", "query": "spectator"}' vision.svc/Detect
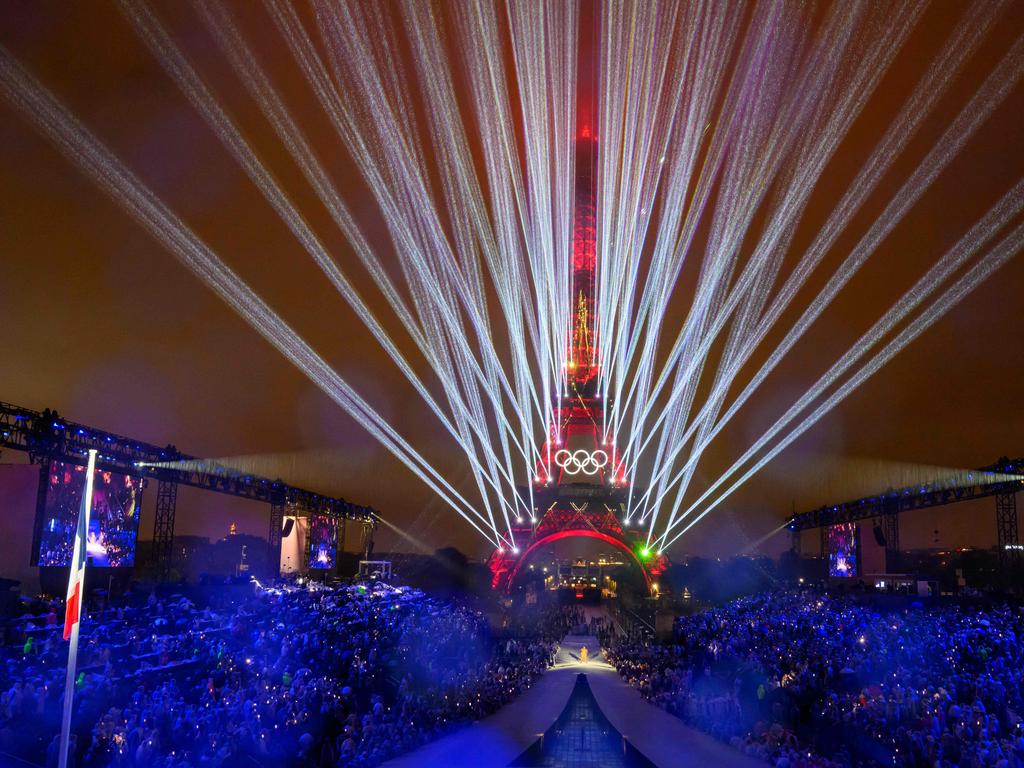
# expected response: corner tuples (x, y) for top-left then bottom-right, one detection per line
(607, 590), (1024, 768)
(0, 582), (560, 768)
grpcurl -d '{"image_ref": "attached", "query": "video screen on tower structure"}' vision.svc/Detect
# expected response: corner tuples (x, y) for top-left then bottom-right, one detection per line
(308, 515), (337, 570)
(35, 460), (145, 567)
(827, 522), (859, 578)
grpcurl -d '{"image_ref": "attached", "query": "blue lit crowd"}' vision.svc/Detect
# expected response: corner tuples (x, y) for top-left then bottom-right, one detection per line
(1, 584), (560, 767)
(607, 590), (1024, 768)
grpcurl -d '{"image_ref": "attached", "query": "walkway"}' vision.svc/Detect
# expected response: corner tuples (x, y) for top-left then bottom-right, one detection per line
(511, 671), (655, 767)
(380, 635), (761, 768)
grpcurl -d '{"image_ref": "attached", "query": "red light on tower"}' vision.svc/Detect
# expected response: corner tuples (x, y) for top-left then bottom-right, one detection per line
(489, 10), (667, 597)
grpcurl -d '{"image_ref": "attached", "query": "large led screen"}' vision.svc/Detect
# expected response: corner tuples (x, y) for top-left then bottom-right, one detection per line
(36, 460), (144, 567)
(827, 522), (858, 578)
(308, 515), (337, 570)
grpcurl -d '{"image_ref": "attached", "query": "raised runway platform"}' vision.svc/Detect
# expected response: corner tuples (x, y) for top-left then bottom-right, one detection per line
(380, 635), (761, 768)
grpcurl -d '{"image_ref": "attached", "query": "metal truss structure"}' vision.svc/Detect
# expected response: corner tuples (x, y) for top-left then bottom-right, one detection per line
(152, 479), (178, 572)
(788, 457), (1023, 573)
(0, 401), (376, 574)
(787, 457), (1023, 531)
(996, 492), (1020, 568)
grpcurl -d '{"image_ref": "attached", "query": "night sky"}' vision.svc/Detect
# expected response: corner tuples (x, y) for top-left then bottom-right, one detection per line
(1, 1), (1022, 579)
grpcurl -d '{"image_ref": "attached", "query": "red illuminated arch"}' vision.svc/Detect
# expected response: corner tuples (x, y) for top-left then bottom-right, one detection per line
(504, 529), (653, 591)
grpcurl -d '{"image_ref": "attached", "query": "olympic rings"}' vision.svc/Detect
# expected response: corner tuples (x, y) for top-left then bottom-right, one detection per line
(553, 448), (609, 476)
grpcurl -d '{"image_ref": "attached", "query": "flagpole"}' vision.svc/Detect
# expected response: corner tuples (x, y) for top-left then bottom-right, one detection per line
(58, 449), (96, 768)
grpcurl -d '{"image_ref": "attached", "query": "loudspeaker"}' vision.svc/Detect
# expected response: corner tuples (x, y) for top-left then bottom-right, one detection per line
(873, 525), (886, 547)
(281, 518), (295, 538)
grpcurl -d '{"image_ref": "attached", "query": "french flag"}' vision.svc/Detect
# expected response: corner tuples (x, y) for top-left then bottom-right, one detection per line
(63, 451), (95, 641)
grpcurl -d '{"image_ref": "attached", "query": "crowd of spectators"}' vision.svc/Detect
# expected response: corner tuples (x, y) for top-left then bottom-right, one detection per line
(607, 590), (1024, 768)
(503, 604), (585, 641)
(15, 575), (1022, 768)
(1, 582), (559, 768)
